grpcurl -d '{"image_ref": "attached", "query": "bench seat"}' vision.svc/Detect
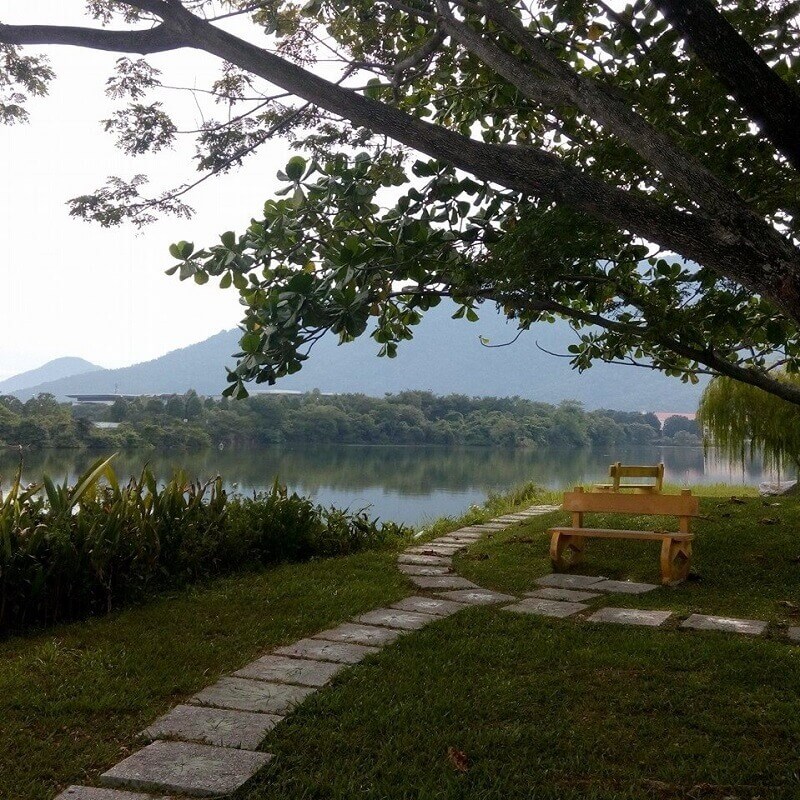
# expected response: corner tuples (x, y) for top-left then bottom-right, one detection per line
(550, 526), (694, 542)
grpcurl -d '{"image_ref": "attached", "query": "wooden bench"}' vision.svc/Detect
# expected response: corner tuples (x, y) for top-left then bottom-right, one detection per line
(594, 462), (664, 494)
(549, 487), (699, 585)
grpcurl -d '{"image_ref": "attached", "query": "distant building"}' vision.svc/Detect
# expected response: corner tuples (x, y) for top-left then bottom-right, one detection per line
(93, 421), (121, 430)
(653, 411), (696, 426)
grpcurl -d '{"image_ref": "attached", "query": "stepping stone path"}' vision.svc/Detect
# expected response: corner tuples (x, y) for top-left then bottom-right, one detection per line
(526, 587), (601, 603)
(355, 608), (439, 631)
(391, 596), (466, 616)
(101, 741), (272, 797)
(680, 614), (767, 636)
(437, 588), (517, 605)
(52, 502), (778, 799)
(190, 677), (315, 715)
(142, 705), (282, 750)
(409, 575), (478, 590)
(534, 574), (608, 590)
(789, 627), (800, 643)
(233, 655), (343, 687)
(56, 790), (171, 800)
(588, 607), (673, 627)
(504, 597), (589, 618)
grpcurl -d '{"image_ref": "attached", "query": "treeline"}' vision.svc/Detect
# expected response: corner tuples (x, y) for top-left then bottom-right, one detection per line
(1, 391), (701, 451)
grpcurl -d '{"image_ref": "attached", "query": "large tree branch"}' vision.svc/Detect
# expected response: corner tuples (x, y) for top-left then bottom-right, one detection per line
(0, 22), (186, 54)
(4, 4), (800, 325)
(656, 0), (800, 172)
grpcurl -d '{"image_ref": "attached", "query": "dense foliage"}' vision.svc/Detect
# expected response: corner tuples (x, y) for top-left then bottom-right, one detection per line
(698, 373), (800, 475)
(0, 391), (700, 451)
(3, 2), (799, 405)
(0, 457), (406, 633)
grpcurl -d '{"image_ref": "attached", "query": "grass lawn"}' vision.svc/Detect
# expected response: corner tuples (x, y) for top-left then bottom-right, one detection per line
(242, 608), (800, 800)
(457, 490), (800, 623)
(0, 551), (407, 800)
(6, 484), (800, 800)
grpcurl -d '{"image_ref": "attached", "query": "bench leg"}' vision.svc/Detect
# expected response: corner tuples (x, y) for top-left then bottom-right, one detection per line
(660, 539), (692, 585)
(550, 532), (585, 571)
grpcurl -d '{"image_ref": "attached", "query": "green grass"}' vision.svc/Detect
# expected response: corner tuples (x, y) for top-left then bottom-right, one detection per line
(0, 551), (407, 800)
(457, 492), (800, 622)
(238, 609), (800, 800)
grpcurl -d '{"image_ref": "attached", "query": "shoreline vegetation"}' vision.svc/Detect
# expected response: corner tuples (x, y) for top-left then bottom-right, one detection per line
(0, 390), (700, 452)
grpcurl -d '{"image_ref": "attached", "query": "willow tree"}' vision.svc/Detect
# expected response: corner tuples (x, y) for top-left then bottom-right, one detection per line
(2, 1), (800, 398)
(698, 374), (800, 476)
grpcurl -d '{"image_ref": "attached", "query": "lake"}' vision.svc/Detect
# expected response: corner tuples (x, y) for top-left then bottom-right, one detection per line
(0, 445), (778, 528)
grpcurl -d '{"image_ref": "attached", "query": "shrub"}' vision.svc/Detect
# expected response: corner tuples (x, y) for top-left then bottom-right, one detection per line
(0, 458), (407, 634)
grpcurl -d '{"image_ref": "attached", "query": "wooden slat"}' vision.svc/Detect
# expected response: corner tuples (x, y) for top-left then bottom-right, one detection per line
(562, 488), (699, 517)
(612, 464), (662, 478)
(550, 526), (694, 542)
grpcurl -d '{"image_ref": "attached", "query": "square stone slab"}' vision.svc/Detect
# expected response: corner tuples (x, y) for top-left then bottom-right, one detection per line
(397, 553), (452, 567)
(141, 704), (281, 750)
(56, 789), (172, 800)
(355, 608), (439, 630)
(534, 574), (608, 590)
(593, 580), (658, 595)
(190, 677), (315, 714)
(313, 622), (405, 646)
(100, 740), (271, 797)
(503, 598), (588, 618)
(409, 575), (479, 590)
(437, 588), (517, 605)
(391, 596), (467, 616)
(588, 607), (672, 627)
(447, 532), (484, 540)
(430, 538), (468, 547)
(233, 655), (344, 687)
(526, 587), (601, 602)
(405, 545), (462, 556)
(680, 614), (767, 636)
(788, 627), (800, 643)
(398, 564), (452, 576)
(274, 638), (380, 664)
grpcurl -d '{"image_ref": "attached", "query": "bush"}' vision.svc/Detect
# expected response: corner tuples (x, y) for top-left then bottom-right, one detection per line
(0, 458), (407, 634)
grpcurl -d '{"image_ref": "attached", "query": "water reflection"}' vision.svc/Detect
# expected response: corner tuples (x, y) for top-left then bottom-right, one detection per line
(0, 445), (776, 527)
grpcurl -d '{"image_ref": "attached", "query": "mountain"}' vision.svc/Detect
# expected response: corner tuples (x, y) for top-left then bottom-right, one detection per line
(0, 357), (101, 395)
(8, 305), (705, 411)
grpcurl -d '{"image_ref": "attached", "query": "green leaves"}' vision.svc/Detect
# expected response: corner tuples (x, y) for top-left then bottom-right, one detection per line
(285, 156), (307, 181)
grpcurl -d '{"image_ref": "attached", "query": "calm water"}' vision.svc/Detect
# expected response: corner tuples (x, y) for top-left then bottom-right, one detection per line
(0, 445), (776, 528)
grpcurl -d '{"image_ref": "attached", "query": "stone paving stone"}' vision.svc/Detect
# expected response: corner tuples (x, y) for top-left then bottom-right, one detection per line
(588, 607), (672, 627)
(525, 587), (601, 603)
(274, 638), (380, 664)
(100, 740), (272, 797)
(436, 588), (517, 605)
(405, 545), (462, 556)
(391, 596), (467, 616)
(397, 553), (452, 566)
(233, 655), (344, 687)
(503, 598), (588, 618)
(788, 627), (800, 643)
(313, 622), (405, 646)
(141, 704), (281, 750)
(355, 608), (440, 630)
(409, 575), (479, 590)
(447, 531), (484, 539)
(430, 538), (468, 547)
(534, 574), (608, 590)
(592, 579), (658, 595)
(56, 789), (172, 800)
(680, 614), (767, 636)
(190, 677), (315, 715)
(397, 564), (452, 576)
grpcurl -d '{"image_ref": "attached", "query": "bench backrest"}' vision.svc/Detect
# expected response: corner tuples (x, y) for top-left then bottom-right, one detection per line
(606, 462), (665, 492)
(563, 487), (699, 525)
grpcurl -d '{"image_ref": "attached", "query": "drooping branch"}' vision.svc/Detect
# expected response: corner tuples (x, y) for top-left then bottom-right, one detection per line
(656, 0), (800, 172)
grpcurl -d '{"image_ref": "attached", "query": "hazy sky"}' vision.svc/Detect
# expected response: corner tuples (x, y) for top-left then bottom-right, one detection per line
(0, 3), (293, 379)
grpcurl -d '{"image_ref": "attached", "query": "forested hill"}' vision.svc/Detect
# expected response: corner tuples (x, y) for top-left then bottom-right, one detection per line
(0, 358), (101, 394)
(9, 305), (704, 411)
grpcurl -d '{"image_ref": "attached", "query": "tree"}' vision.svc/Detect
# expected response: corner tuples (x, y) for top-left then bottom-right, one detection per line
(662, 414), (700, 439)
(698, 373), (800, 474)
(3, 1), (800, 403)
